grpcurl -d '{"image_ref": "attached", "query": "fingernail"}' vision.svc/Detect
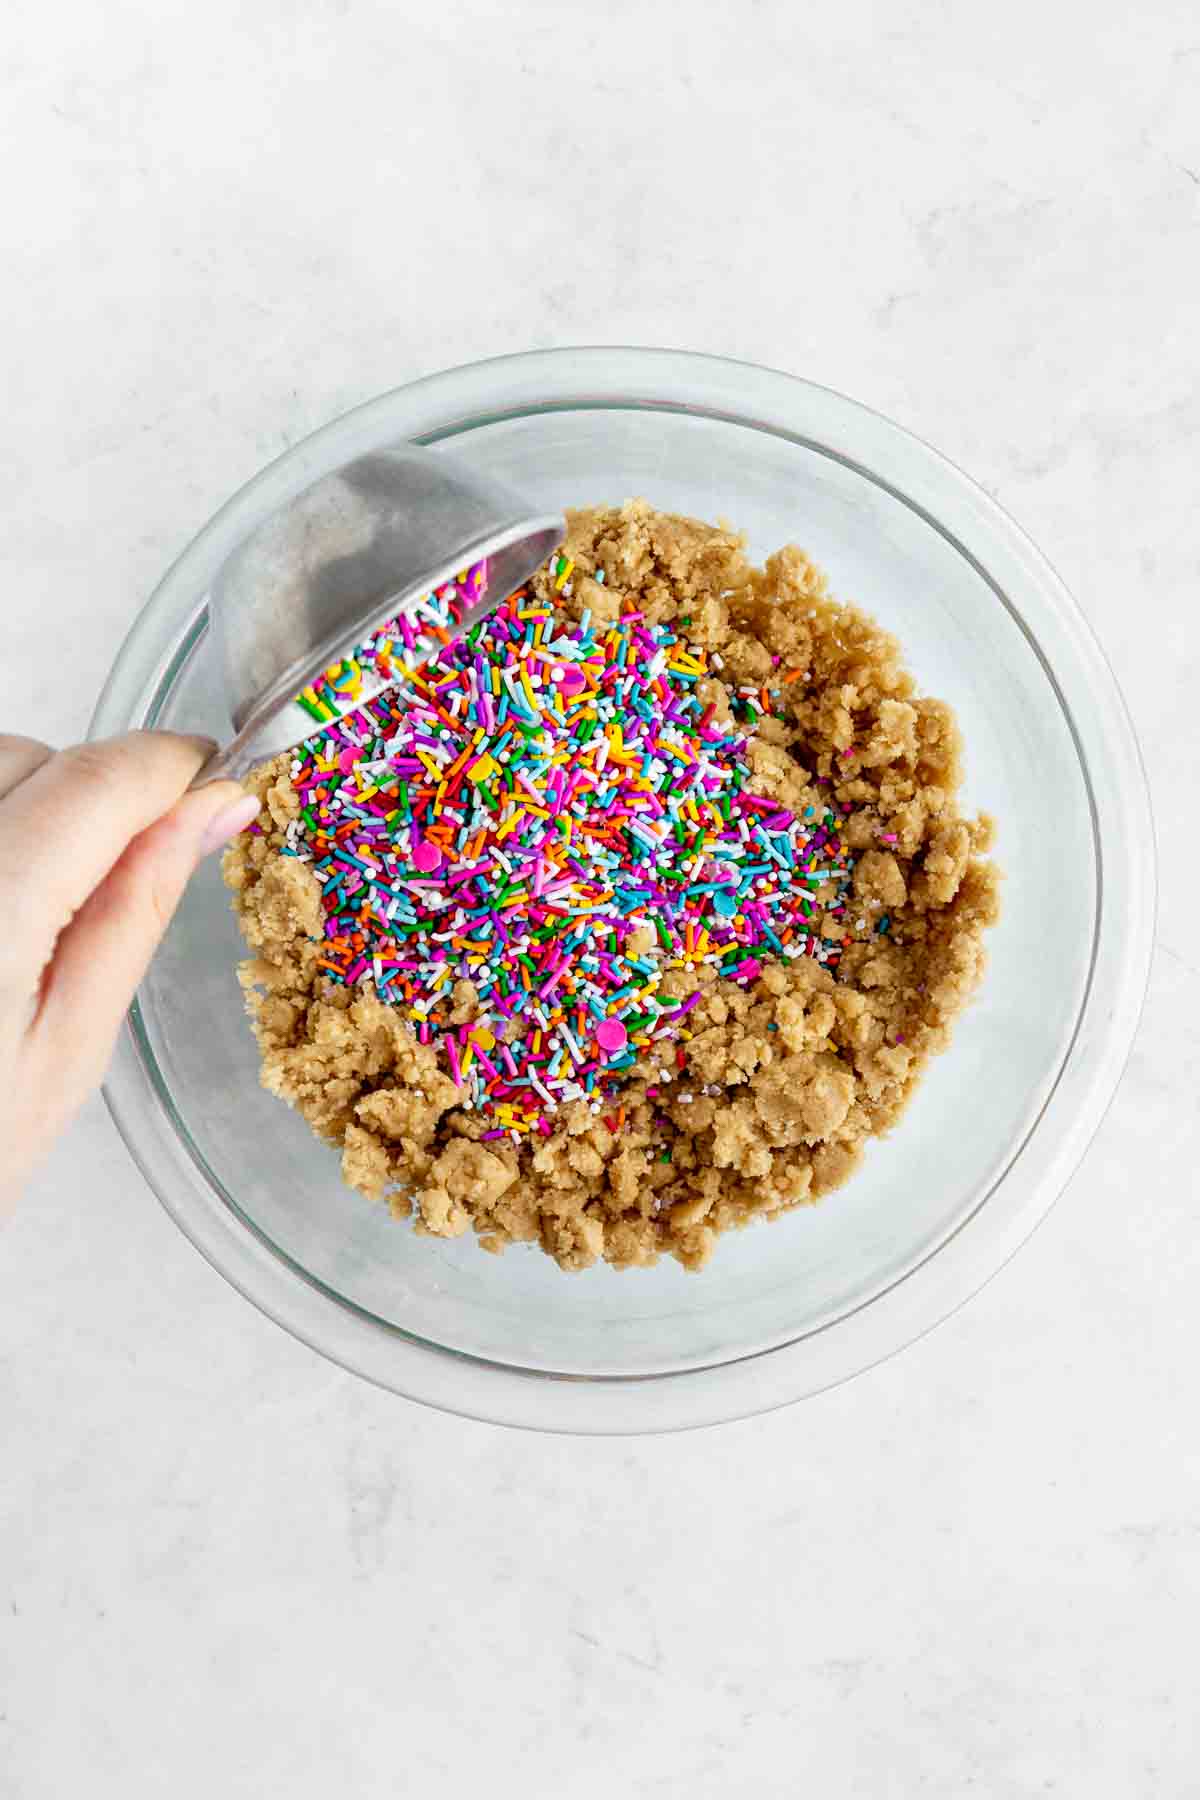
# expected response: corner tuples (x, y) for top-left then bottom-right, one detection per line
(198, 794), (262, 856)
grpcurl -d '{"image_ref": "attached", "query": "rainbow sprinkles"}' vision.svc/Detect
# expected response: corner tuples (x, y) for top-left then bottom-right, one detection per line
(293, 559), (489, 726)
(271, 552), (858, 1142)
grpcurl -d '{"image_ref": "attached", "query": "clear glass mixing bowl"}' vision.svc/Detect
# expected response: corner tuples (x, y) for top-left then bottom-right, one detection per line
(94, 348), (1154, 1433)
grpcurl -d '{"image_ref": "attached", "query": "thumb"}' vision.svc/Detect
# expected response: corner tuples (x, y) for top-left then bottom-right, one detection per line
(28, 781), (260, 1086)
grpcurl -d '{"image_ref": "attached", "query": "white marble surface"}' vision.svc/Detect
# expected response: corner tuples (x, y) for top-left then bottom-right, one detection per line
(2, 1), (1199, 1793)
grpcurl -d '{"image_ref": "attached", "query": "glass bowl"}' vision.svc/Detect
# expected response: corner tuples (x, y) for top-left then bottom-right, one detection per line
(94, 348), (1154, 1433)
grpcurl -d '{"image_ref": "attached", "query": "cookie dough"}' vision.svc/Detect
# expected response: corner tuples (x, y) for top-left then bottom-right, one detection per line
(223, 502), (999, 1271)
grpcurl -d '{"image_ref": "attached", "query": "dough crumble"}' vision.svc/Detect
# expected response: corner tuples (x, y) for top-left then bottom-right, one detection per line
(223, 502), (1000, 1272)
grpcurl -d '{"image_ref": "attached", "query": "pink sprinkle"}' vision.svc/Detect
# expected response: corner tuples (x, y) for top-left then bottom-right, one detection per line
(412, 838), (442, 874)
(541, 965), (568, 1001)
(595, 1018), (628, 1054)
(557, 665), (587, 699)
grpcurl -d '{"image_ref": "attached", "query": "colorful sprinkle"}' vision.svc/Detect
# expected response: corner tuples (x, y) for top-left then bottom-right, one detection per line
(595, 1019), (629, 1055)
(279, 573), (857, 1136)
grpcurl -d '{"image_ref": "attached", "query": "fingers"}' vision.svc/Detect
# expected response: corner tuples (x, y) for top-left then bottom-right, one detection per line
(0, 731), (217, 949)
(0, 734), (54, 801)
(25, 781), (260, 1099)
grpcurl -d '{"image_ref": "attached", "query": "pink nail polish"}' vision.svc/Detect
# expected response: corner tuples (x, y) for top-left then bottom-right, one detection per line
(199, 795), (262, 856)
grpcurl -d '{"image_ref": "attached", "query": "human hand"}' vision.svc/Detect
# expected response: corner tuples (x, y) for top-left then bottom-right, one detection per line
(0, 732), (260, 1216)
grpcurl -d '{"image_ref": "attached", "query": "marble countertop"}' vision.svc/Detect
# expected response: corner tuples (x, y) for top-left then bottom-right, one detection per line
(2, 2), (1198, 1794)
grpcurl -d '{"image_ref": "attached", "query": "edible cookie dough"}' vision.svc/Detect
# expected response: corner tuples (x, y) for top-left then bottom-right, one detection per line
(223, 502), (1000, 1271)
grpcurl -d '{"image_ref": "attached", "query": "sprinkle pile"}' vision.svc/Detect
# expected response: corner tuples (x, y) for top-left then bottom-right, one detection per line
(295, 560), (489, 725)
(277, 565), (857, 1141)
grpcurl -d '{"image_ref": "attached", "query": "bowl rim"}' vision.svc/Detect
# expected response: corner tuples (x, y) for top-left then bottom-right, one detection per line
(95, 346), (1156, 1433)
